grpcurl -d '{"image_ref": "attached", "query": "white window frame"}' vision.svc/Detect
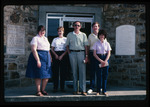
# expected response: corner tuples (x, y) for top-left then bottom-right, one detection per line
(46, 13), (94, 37)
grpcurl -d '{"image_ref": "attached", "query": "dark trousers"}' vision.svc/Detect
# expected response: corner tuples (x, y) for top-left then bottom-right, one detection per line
(89, 51), (97, 90)
(96, 54), (109, 93)
(53, 51), (67, 90)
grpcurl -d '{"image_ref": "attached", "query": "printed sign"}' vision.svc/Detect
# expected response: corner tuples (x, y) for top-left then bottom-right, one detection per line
(116, 25), (135, 55)
(6, 25), (25, 54)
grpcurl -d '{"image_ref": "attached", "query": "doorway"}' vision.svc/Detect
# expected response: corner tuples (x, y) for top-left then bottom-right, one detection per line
(46, 13), (94, 44)
(46, 13), (94, 81)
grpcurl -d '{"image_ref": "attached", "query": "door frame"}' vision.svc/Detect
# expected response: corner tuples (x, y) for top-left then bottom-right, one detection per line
(46, 13), (94, 37)
(39, 5), (103, 29)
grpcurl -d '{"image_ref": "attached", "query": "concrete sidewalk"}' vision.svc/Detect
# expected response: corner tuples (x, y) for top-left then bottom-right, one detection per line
(4, 82), (146, 102)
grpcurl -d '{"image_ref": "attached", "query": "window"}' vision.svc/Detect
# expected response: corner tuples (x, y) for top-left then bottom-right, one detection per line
(46, 13), (94, 43)
(47, 18), (60, 36)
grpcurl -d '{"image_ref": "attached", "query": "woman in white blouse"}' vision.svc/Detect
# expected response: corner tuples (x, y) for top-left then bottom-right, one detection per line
(51, 27), (67, 92)
(26, 25), (52, 96)
(93, 29), (112, 96)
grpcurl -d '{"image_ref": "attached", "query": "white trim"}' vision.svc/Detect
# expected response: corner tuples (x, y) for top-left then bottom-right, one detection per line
(46, 13), (94, 37)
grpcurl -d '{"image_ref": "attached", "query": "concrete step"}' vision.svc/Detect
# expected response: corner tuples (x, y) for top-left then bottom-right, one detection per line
(4, 83), (146, 102)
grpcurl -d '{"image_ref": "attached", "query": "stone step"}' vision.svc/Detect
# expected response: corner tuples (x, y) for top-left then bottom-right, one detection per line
(4, 83), (146, 103)
(5, 93), (146, 102)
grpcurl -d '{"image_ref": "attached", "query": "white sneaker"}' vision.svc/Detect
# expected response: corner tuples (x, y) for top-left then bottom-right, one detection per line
(87, 89), (93, 94)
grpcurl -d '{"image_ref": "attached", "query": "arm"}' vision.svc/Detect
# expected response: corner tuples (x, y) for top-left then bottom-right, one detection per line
(104, 50), (111, 63)
(59, 50), (67, 60)
(49, 50), (53, 62)
(66, 45), (71, 54)
(84, 45), (89, 63)
(93, 50), (104, 64)
(51, 46), (59, 59)
(31, 45), (41, 68)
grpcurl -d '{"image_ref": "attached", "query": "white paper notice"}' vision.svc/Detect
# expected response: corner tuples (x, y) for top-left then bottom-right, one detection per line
(116, 25), (135, 55)
(6, 25), (25, 54)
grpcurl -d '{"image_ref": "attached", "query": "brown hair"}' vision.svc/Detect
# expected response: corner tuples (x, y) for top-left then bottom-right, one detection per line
(92, 22), (100, 28)
(57, 26), (64, 32)
(73, 21), (82, 26)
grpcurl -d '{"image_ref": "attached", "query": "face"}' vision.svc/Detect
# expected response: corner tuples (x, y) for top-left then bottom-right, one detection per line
(39, 27), (45, 36)
(99, 34), (105, 41)
(92, 24), (100, 32)
(73, 22), (81, 31)
(58, 29), (64, 36)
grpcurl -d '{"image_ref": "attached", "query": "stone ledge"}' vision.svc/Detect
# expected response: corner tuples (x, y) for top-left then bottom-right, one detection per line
(5, 94), (146, 102)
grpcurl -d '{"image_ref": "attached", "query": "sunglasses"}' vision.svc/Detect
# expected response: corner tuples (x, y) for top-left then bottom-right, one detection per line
(74, 24), (81, 27)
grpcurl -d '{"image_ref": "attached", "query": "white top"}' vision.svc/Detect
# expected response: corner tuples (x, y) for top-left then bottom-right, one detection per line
(51, 37), (67, 51)
(30, 34), (50, 51)
(92, 39), (112, 54)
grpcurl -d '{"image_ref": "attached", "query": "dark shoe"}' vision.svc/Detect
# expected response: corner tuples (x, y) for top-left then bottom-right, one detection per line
(73, 92), (77, 95)
(103, 92), (108, 97)
(36, 91), (44, 96)
(81, 92), (87, 96)
(41, 90), (48, 95)
(73, 91), (80, 95)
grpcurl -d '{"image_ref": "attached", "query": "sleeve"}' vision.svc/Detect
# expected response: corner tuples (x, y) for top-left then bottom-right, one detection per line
(51, 38), (56, 47)
(107, 42), (112, 51)
(83, 33), (89, 46)
(65, 33), (70, 46)
(92, 42), (97, 50)
(88, 34), (91, 46)
(30, 37), (37, 46)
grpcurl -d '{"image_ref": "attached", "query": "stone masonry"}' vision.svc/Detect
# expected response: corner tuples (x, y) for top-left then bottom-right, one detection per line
(4, 5), (39, 87)
(102, 4), (146, 87)
(4, 4), (146, 88)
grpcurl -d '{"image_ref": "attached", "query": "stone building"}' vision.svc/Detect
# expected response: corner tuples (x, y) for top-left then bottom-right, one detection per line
(3, 4), (146, 88)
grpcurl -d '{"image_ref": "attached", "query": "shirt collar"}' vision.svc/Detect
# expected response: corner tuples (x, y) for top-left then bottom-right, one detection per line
(37, 34), (45, 38)
(92, 33), (97, 37)
(73, 31), (82, 35)
(99, 39), (107, 44)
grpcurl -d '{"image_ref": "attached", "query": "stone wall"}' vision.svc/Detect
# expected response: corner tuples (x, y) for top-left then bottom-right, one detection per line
(4, 5), (39, 87)
(102, 4), (146, 87)
(4, 4), (146, 88)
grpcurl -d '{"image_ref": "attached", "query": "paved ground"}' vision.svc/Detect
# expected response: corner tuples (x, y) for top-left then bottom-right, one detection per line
(4, 82), (147, 105)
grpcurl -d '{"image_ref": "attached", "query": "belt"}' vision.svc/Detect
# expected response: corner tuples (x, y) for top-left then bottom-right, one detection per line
(70, 50), (84, 52)
(97, 53), (107, 56)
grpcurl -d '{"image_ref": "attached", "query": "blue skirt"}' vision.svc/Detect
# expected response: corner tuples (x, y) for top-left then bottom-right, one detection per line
(26, 50), (52, 79)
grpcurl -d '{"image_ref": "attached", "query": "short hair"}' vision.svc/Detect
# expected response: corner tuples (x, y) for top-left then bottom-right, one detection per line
(57, 26), (64, 32)
(98, 29), (107, 39)
(37, 25), (45, 33)
(92, 22), (100, 27)
(73, 21), (82, 26)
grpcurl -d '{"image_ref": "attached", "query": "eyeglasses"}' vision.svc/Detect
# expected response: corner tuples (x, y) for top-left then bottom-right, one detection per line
(74, 24), (81, 27)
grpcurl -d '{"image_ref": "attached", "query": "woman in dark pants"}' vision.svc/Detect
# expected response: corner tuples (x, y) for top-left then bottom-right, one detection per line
(93, 29), (112, 96)
(51, 27), (67, 92)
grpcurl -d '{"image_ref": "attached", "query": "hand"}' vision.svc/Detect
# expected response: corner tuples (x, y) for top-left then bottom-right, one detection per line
(84, 57), (88, 64)
(59, 55), (63, 61)
(55, 54), (59, 59)
(101, 60), (105, 67)
(51, 58), (53, 62)
(37, 60), (41, 68)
